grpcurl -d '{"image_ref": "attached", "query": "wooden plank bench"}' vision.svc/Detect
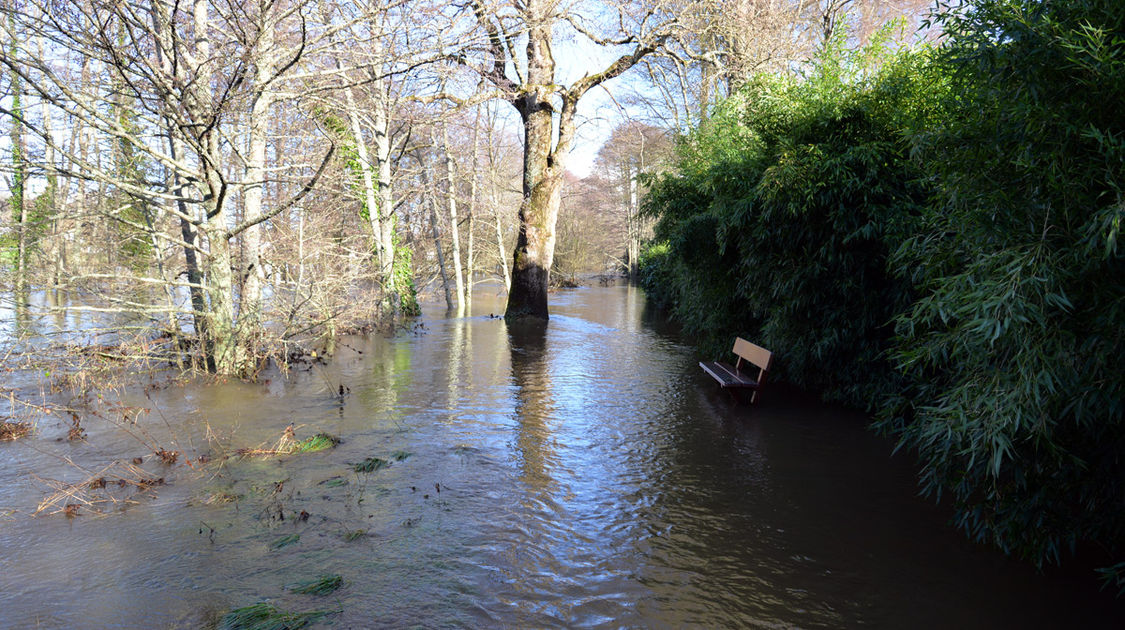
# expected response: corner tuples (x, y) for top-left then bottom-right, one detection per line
(700, 337), (773, 403)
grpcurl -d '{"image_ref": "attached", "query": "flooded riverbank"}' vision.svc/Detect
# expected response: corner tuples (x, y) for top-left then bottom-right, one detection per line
(1, 285), (1121, 628)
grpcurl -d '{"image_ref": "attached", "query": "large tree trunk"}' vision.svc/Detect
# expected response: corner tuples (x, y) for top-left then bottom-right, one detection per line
(505, 4), (562, 319)
(505, 130), (562, 320)
(487, 0), (658, 318)
(191, 0), (242, 375)
(203, 228), (241, 373)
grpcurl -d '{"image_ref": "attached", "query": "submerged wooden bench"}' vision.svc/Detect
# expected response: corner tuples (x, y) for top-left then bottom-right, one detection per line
(700, 337), (773, 403)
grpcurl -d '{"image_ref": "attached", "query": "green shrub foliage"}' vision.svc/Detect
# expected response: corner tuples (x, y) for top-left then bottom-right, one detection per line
(881, 0), (1125, 566)
(643, 2), (1124, 573)
(643, 32), (944, 407)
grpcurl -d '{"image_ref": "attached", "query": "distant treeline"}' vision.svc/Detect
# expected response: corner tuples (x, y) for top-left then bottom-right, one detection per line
(640, 0), (1123, 583)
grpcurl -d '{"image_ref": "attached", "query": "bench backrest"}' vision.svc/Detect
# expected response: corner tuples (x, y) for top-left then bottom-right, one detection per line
(733, 337), (772, 375)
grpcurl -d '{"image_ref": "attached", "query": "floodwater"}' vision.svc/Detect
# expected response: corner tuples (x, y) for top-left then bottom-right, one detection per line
(0, 284), (1121, 628)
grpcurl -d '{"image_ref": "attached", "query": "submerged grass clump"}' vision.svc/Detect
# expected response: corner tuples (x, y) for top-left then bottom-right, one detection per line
(0, 422), (32, 441)
(203, 487), (243, 505)
(390, 450), (412, 461)
(289, 574), (343, 596)
(352, 457), (388, 473)
(270, 533), (300, 549)
(295, 433), (340, 453)
(342, 529), (366, 542)
(318, 476), (348, 488)
(237, 426), (341, 457)
(218, 602), (330, 630)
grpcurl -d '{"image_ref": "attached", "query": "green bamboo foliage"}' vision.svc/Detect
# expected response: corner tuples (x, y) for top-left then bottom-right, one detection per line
(643, 3), (1123, 576)
(643, 29), (943, 408)
(881, 0), (1125, 570)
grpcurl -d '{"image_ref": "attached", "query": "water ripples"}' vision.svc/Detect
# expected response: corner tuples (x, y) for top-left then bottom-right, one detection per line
(1, 286), (1121, 628)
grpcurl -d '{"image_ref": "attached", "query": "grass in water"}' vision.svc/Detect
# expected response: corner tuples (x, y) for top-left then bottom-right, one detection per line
(270, 533), (300, 549)
(218, 602), (330, 630)
(342, 529), (366, 542)
(295, 433), (340, 453)
(237, 426), (341, 457)
(202, 485), (243, 505)
(290, 574), (343, 595)
(318, 476), (348, 488)
(390, 450), (412, 461)
(352, 457), (388, 473)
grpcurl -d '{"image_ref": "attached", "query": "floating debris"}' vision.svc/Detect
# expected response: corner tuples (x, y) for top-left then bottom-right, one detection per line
(218, 602), (331, 630)
(289, 574), (343, 596)
(318, 476), (348, 488)
(33, 460), (164, 516)
(155, 448), (180, 465)
(390, 450), (412, 461)
(202, 487), (243, 505)
(0, 422), (32, 441)
(270, 533), (300, 549)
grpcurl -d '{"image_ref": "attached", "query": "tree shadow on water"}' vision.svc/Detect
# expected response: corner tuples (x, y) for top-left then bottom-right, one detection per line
(505, 317), (557, 498)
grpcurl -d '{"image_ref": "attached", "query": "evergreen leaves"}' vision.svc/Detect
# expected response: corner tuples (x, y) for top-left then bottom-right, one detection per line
(642, 3), (1124, 574)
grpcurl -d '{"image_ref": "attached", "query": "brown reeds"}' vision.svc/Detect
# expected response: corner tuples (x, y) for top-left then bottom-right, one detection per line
(33, 460), (166, 516)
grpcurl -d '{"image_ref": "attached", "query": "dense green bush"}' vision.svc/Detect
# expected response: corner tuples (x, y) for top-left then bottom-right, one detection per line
(642, 1), (1124, 575)
(879, 0), (1125, 568)
(642, 33), (946, 407)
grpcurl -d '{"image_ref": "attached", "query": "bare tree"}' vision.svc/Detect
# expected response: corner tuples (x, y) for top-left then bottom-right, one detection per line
(594, 121), (671, 278)
(458, 0), (679, 318)
(0, 0), (335, 375)
(3, 4), (27, 294)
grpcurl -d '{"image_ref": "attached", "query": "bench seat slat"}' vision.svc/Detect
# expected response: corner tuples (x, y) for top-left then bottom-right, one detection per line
(699, 360), (761, 389)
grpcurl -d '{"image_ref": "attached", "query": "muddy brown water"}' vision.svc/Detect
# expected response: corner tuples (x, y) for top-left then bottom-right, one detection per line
(1, 285), (1122, 628)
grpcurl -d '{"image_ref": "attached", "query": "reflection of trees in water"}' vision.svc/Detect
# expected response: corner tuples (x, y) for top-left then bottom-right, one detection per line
(506, 318), (556, 497)
(447, 311), (470, 407)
